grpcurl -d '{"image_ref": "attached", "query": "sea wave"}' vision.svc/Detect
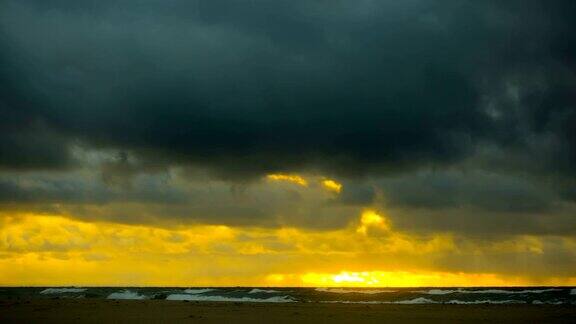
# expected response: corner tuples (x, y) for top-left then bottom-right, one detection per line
(248, 289), (283, 294)
(571, 289), (576, 295)
(532, 300), (565, 305)
(315, 288), (396, 294)
(107, 290), (147, 300)
(464, 288), (562, 294)
(183, 289), (215, 294)
(393, 297), (436, 304)
(324, 298), (533, 305)
(446, 299), (526, 304)
(323, 297), (436, 304)
(40, 288), (86, 294)
(416, 288), (563, 295)
(165, 294), (295, 303)
(415, 289), (458, 295)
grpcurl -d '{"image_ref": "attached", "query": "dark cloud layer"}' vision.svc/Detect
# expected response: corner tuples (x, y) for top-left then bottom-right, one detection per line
(379, 171), (554, 213)
(1, 0), (572, 178)
(0, 0), (575, 234)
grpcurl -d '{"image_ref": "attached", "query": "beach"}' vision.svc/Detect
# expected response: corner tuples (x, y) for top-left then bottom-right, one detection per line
(1, 299), (575, 323)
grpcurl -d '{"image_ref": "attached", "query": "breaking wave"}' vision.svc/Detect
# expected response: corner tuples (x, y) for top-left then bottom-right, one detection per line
(393, 297), (436, 304)
(415, 289), (457, 295)
(416, 288), (563, 295)
(14, 286), (573, 305)
(446, 299), (526, 304)
(107, 290), (147, 300)
(532, 300), (565, 305)
(183, 289), (216, 294)
(324, 298), (537, 305)
(40, 288), (86, 294)
(166, 294), (294, 303)
(248, 289), (283, 294)
(315, 288), (396, 294)
(323, 297), (435, 304)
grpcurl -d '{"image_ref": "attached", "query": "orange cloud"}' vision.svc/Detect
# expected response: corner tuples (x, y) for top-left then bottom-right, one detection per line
(321, 179), (342, 193)
(266, 174), (308, 186)
(0, 212), (575, 287)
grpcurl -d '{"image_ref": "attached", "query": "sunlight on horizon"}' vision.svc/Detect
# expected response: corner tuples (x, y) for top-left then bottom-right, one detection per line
(1, 211), (575, 287)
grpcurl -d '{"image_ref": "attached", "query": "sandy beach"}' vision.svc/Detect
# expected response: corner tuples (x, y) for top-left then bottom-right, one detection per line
(1, 299), (575, 323)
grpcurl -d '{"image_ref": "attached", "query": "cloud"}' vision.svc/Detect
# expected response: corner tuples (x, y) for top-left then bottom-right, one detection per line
(0, 166), (362, 229)
(0, 0), (575, 280)
(378, 170), (554, 213)
(1, 213), (574, 286)
(4, 0), (571, 178)
(368, 169), (576, 237)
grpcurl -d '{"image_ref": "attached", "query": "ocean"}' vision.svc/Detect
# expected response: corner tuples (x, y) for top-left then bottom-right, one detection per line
(1, 287), (575, 305)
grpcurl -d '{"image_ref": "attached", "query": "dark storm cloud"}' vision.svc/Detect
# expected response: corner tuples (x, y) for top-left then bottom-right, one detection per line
(0, 1), (574, 178)
(1, 0), (575, 234)
(0, 173), (186, 205)
(473, 0), (576, 178)
(0, 0), (498, 177)
(378, 170), (554, 213)
(0, 168), (360, 229)
(335, 181), (375, 206)
(368, 169), (576, 237)
(0, 34), (75, 170)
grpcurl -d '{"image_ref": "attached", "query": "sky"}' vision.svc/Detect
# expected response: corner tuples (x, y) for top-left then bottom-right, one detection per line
(0, 0), (575, 287)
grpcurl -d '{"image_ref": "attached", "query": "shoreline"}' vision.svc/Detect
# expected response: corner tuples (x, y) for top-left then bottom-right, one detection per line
(1, 299), (575, 323)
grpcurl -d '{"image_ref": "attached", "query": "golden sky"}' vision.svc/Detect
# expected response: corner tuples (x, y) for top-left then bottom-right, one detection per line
(1, 174), (574, 287)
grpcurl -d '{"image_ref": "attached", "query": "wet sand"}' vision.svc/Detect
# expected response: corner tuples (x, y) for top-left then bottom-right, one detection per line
(1, 299), (575, 323)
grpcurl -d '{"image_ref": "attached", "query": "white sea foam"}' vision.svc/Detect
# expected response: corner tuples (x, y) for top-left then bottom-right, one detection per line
(40, 288), (86, 294)
(571, 288), (576, 295)
(393, 297), (436, 304)
(248, 289), (282, 294)
(416, 288), (563, 295)
(532, 300), (564, 305)
(166, 294), (294, 303)
(107, 290), (147, 300)
(325, 298), (531, 305)
(321, 301), (382, 304)
(183, 289), (215, 294)
(315, 288), (396, 294)
(322, 297), (436, 304)
(446, 299), (526, 304)
(416, 289), (458, 295)
(464, 288), (562, 294)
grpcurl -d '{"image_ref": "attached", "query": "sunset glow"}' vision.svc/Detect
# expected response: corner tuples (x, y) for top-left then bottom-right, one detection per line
(266, 174), (309, 186)
(321, 179), (343, 193)
(1, 204), (575, 287)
